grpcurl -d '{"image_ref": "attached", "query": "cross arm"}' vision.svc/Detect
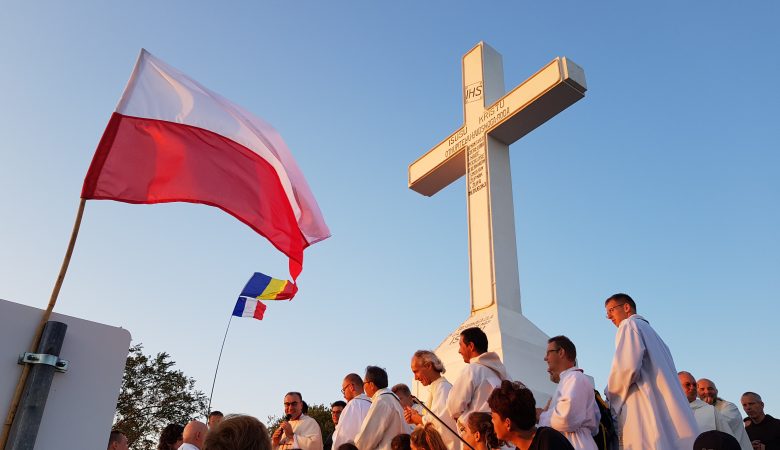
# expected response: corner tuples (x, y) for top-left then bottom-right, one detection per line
(489, 57), (587, 145)
(408, 125), (468, 196)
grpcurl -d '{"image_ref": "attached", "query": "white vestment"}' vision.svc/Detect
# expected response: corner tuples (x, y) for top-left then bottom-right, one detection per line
(690, 398), (733, 433)
(332, 393), (372, 450)
(713, 399), (752, 450)
(354, 388), (406, 450)
(539, 367), (600, 450)
(606, 315), (699, 450)
(273, 414), (323, 450)
(446, 352), (507, 423)
(421, 376), (462, 450)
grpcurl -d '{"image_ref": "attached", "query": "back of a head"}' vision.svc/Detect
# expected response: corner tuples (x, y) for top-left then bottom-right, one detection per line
(392, 383), (412, 396)
(108, 430), (125, 450)
(204, 415), (271, 450)
(338, 444), (359, 450)
(410, 424), (447, 450)
(487, 380), (536, 431)
(693, 430), (740, 450)
(391, 433), (412, 450)
(157, 424), (184, 450)
(466, 412), (501, 449)
(365, 365), (389, 389)
(460, 327), (488, 354)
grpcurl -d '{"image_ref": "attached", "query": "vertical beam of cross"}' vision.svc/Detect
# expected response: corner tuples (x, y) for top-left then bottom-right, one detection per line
(409, 42), (586, 315)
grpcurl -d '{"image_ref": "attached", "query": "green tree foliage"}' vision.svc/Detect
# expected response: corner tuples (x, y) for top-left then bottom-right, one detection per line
(114, 344), (208, 450)
(267, 403), (335, 440)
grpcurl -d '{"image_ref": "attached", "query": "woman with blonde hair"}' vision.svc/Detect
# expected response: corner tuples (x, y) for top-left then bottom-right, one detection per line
(410, 424), (447, 450)
(462, 412), (501, 450)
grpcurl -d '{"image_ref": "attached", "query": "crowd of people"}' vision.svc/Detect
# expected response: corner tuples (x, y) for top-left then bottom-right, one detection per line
(107, 293), (779, 450)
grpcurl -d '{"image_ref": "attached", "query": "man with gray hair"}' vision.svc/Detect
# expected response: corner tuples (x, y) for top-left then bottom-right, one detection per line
(404, 350), (461, 450)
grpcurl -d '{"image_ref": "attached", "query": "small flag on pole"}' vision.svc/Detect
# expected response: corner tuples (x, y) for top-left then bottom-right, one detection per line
(233, 297), (267, 320)
(232, 272), (296, 321)
(240, 272), (298, 300)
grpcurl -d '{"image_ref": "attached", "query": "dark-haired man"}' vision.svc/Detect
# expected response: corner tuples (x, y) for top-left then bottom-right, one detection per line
(538, 335), (600, 450)
(107, 430), (129, 450)
(332, 373), (372, 450)
(604, 293), (698, 450)
(272, 392), (323, 450)
(446, 327), (507, 430)
(355, 366), (406, 450)
(208, 410), (224, 430)
(488, 380), (574, 449)
(741, 392), (780, 450)
(324, 401), (347, 450)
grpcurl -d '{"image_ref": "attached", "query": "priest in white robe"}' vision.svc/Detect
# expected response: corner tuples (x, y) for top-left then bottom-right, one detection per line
(354, 366), (406, 450)
(538, 336), (600, 450)
(697, 378), (753, 450)
(404, 350), (462, 450)
(604, 294), (698, 450)
(678, 372), (738, 441)
(272, 392), (324, 450)
(446, 327), (507, 428)
(332, 373), (373, 450)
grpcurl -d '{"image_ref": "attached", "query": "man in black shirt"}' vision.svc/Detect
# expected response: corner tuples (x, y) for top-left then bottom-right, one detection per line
(741, 391), (780, 450)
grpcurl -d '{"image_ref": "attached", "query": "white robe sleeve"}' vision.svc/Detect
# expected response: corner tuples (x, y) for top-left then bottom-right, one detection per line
(355, 398), (390, 450)
(293, 417), (323, 450)
(332, 401), (360, 450)
(446, 367), (475, 420)
(607, 320), (645, 417)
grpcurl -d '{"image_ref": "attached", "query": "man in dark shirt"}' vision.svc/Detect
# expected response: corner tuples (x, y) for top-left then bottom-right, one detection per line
(741, 392), (780, 450)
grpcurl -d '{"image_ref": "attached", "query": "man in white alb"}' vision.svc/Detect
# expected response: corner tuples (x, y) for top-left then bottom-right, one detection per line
(403, 350), (462, 450)
(446, 327), (508, 431)
(272, 391), (323, 450)
(678, 371), (744, 448)
(332, 373), (372, 449)
(354, 366), (406, 450)
(604, 293), (698, 450)
(697, 377), (752, 450)
(538, 335), (600, 450)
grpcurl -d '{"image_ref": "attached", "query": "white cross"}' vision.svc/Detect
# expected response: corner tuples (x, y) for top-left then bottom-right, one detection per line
(408, 42), (586, 314)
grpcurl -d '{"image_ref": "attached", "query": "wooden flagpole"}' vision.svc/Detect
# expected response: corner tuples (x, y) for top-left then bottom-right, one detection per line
(1, 198), (87, 449)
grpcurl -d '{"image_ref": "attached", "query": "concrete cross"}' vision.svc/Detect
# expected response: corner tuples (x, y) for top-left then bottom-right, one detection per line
(408, 42), (586, 314)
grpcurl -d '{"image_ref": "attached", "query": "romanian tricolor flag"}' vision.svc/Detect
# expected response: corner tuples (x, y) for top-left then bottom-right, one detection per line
(240, 272), (298, 300)
(233, 272), (296, 321)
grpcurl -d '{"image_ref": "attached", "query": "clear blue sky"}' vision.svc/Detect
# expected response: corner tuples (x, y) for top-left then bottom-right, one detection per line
(1, 1), (778, 424)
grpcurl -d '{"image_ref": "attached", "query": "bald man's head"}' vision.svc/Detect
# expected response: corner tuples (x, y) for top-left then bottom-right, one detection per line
(697, 378), (718, 405)
(183, 420), (208, 448)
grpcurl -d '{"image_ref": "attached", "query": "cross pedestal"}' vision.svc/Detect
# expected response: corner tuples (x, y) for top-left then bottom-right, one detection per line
(408, 42), (586, 403)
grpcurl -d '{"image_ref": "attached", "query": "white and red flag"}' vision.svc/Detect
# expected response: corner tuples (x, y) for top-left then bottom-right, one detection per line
(82, 49), (330, 279)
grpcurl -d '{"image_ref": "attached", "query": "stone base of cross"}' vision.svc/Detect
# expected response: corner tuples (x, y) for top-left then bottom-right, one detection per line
(408, 42), (586, 404)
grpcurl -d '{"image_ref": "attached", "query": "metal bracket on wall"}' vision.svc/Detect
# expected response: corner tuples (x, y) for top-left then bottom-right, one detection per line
(18, 352), (69, 373)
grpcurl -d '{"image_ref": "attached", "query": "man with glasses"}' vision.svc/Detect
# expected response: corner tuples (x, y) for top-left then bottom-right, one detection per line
(332, 373), (372, 450)
(538, 335), (600, 450)
(272, 392), (323, 450)
(355, 366), (406, 450)
(604, 293), (698, 450)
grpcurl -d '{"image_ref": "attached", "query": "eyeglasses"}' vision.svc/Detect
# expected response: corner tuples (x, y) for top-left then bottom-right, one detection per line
(283, 401), (300, 407)
(545, 347), (561, 355)
(606, 303), (626, 315)
(341, 384), (352, 394)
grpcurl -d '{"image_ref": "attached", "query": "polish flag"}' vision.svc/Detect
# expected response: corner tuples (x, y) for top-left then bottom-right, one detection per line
(82, 49), (330, 278)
